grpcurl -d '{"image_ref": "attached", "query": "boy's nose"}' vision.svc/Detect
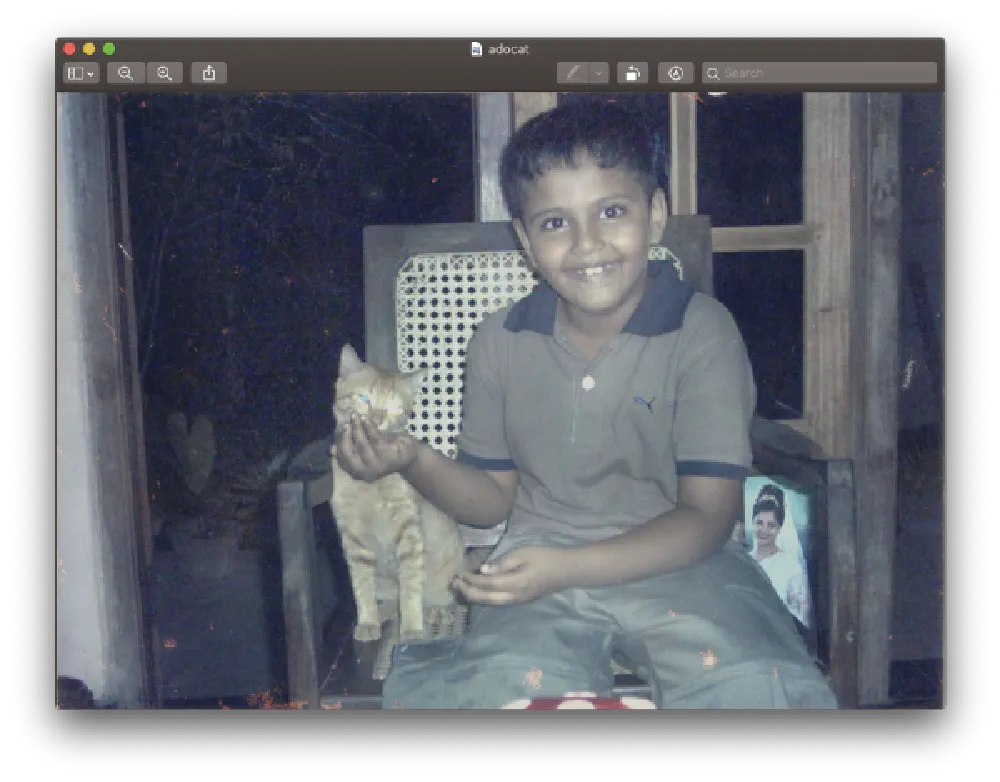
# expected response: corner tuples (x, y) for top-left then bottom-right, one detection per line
(572, 220), (605, 254)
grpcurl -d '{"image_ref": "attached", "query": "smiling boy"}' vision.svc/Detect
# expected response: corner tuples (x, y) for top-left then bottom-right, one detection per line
(336, 102), (836, 708)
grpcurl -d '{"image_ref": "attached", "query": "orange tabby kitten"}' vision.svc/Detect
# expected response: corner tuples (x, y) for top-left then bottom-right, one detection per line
(330, 344), (464, 643)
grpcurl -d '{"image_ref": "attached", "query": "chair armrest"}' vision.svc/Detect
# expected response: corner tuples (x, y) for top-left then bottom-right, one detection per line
(277, 479), (322, 709)
(286, 436), (335, 479)
(458, 521), (506, 550)
(750, 415), (827, 461)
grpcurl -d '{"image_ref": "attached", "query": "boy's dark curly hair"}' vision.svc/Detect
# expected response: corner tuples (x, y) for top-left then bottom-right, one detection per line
(499, 101), (665, 221)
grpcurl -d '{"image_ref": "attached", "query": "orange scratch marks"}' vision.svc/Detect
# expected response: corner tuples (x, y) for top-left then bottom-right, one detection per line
(103, 305), (118, 341)
(163, 638), (177, 648)
(523, 668), (543, 689)
(248, 688), (287, 708)
(322, 700), (343, 709)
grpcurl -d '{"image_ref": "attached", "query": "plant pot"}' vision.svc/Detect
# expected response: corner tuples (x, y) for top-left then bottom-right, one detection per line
(169, 532), (240, 579)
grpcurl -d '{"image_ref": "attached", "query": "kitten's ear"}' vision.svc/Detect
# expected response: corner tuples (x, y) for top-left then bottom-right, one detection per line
(339, 344), (365, 378)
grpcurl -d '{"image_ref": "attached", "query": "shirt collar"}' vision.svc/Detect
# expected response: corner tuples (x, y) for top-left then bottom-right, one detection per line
(503, 259), (695, 336)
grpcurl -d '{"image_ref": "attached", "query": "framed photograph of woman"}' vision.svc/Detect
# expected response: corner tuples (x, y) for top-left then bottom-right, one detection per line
(738, 476), (814, 630)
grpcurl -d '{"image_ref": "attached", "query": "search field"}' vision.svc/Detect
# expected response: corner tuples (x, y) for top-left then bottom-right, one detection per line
(701, 61), (937, 85)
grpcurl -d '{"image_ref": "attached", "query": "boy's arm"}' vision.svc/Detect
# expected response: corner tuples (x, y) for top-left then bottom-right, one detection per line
(406, 308), (517, 528)
(401, 439), (517, 528)
(562, 474), (740, 587)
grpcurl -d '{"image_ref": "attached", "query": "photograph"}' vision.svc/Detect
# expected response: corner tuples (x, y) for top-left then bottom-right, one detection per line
(741, 476), (813, 629)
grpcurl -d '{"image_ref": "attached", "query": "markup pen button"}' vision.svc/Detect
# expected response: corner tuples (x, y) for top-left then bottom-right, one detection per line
(557, 62), (589, 84)
(191, 62), (228, 85)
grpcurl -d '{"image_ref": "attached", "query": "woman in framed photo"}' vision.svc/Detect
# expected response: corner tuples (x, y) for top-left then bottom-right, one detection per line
(750, 484), (811, 627)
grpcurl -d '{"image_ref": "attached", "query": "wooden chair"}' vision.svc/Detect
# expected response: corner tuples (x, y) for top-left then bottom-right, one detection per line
(277, 216), (859, 709)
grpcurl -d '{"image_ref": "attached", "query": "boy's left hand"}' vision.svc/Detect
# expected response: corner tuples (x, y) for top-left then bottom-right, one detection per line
(453, 546), (574, 605)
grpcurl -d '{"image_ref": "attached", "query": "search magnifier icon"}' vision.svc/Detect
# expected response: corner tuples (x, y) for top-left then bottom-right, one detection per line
(117, 65), (133, 81)
(156, 65), (172, 82)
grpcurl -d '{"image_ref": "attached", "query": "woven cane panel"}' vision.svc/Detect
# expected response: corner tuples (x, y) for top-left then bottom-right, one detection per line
(395, 246), (683, 456)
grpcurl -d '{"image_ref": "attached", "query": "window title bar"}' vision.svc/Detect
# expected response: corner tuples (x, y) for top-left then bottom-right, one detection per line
(56, 38), (945, 93)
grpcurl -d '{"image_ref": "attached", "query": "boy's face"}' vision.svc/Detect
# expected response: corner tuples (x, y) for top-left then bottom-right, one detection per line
(512, 152), (667, 324)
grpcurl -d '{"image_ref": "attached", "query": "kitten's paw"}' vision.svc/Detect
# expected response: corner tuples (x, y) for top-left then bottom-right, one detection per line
(353, 623), (382, 642)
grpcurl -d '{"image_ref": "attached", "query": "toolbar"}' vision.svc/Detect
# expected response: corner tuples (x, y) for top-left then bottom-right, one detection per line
(56, 38), (944, 92)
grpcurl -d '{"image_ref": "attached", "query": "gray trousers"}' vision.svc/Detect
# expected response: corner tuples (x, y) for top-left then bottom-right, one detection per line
(382, 541), (838, 709)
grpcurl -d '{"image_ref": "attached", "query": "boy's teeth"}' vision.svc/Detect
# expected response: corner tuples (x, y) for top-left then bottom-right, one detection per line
(579, 263), (611, 276)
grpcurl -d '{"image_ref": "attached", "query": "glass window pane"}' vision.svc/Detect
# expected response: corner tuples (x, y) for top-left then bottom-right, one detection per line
(697, 93), (803, 227)
(557, 92), (670, 190)
(713, 250), (804, 420)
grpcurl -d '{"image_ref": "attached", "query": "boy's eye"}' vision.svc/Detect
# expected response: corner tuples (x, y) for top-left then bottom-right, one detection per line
(540, 216), (565, 231)
(601, 204), (626, 219)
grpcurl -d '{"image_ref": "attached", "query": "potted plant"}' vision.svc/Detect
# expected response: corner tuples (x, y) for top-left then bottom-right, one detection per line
(162, 412), (239, 578)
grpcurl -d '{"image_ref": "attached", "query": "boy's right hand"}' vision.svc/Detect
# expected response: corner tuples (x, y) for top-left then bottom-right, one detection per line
(335, 415), (419, 483)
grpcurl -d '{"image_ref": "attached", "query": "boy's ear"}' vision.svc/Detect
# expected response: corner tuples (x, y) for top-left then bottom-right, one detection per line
(512, 218), (536, 267)
(648, 188), (668, 245)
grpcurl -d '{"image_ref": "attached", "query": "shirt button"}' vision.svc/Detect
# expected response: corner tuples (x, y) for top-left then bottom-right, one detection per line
(581, 375), (596, 391)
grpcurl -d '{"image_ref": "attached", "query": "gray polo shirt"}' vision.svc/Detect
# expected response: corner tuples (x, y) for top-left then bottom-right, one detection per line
(455, 260), (756, 545)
